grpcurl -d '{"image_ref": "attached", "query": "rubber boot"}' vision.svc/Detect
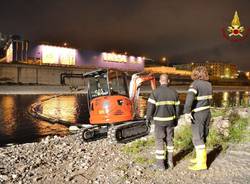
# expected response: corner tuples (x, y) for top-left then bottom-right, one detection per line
(189, 158), (197, 164)
(189, 152), (197, 163)
(189, 148), (207, 171)
(167, 152), (174, 169)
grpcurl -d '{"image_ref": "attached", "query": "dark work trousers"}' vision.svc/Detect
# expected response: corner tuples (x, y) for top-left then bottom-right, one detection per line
(191, 110), (211, 147)
(154, 123), (174, 159)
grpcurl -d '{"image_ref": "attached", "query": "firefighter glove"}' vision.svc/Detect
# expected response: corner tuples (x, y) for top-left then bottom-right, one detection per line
(184, 113), (193, 122)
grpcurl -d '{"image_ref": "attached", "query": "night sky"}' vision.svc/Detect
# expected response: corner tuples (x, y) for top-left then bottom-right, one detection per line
(0, 0), (250, 69)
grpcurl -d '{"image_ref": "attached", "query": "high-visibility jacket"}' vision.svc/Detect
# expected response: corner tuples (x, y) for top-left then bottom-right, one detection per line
(184, 80), (212, 114)
(146, 84), (180, 125)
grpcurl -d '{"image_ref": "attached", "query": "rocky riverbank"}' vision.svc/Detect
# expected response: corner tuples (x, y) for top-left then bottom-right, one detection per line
(0, 108), (250, 184)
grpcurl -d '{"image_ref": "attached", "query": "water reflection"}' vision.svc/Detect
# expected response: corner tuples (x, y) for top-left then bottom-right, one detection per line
(213, 91), (250, 107)
(38, 96), (78, 123)
(1, 96), (16, 136)
(0, 95), (70, 145)
(0, 91), (249, 145)
(222, 92), (229, 107)
(243, 91), (249, 107)
(142, 91), (250, 109)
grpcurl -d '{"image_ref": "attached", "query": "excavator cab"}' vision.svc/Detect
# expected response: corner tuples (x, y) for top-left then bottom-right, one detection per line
(87, 69), (129, 100)
(86, 69), (134, 125)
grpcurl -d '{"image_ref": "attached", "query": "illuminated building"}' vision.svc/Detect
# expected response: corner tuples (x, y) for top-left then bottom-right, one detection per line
(144, 66), (191, 76)
(1, 32), (145, 71)
(174, 62), (238, 79)
(30, 45), (145, 71)
(0, 33), (28, 63)
(40, 45), (76, 65)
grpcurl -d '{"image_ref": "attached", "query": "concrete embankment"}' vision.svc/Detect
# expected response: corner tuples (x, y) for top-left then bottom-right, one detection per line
(0, 85), (249, 95)
(0, 85), (87, 95)
(1, 63), (250, 94)
(0, 63), (91, 86)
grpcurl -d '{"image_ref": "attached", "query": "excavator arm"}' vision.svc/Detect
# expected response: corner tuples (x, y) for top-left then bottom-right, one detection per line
(129, 73), (156, 115)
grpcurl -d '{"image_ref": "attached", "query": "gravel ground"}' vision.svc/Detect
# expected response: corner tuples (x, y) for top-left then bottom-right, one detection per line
(0, 129), (249, 184)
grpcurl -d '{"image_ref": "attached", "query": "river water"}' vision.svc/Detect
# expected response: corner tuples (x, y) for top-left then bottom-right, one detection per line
(0, 91), (249, 145)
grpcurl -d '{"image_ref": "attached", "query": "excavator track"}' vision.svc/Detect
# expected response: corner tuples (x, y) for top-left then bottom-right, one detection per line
(108, 120), (150, 143)
(82, 125), (108, 142)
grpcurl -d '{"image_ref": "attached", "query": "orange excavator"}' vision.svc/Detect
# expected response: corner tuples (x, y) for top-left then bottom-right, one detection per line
(61, 69), (156, 143)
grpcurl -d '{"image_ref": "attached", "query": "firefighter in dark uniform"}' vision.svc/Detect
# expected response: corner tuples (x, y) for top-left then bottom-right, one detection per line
(183, 66), (212, 171)
(146, 74), (180, 170)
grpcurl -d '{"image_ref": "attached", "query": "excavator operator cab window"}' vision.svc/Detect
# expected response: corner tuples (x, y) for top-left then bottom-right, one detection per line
(89, 76), (109, 98)
(108, 71), (129, 97)
(87, 70), (129, 99)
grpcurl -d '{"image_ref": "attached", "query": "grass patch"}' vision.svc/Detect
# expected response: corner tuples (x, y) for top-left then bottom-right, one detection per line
(121, 137), (155, 165)
(134, 156), (155, 165)
(211, 108), (227, 117)
(228, 117), (249, 143)
(207, 115), (250, 150)
(174, 125), (193, 151)
(206, 128), (228, 150)
(121, 110), (250, 164)
(121, 137), (155, 155)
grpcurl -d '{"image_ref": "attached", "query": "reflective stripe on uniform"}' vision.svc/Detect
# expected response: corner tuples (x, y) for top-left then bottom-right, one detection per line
(155, 149), (165, 159)
(196, 95), (213, 100)
(155, 150), (165, 154)
(153, 116), (176, 121)
(192, 106), (210, 112)
(175, 101), (180, 105)
(167, 146), (174, 153)
(155, 155), (165, 159)
(155, 101), (180, 106)
(188, 88), (197, 94)
(195, 144), (205, 149)
(148, 98), (156, 104)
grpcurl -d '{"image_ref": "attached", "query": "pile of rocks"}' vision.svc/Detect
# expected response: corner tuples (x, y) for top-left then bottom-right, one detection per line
(0, 131), (150, 184)
(211, 108), (249, 137)
(211, 116), (230, 137)
(176, 108), (250, 137)
(234, 108), (249, 118)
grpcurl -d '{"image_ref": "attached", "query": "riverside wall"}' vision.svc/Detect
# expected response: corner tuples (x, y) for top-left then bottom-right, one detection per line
(0, 63), (91, 85)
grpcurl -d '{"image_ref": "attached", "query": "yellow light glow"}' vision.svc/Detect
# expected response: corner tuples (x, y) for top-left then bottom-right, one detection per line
(223, 92), (229, 101)
(1, 96), (16, 136)
(144, 66), (191, 76)
(6, 43), (13, 63)
(41, 96), (77, 123)
(41, 45), (76, 65)
(102, 52), (144, 64)
(102, 52), (127, 63)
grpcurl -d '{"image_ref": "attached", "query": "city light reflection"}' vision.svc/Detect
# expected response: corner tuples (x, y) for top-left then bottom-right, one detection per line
(1, 96), (16, 136)
(39, 96), (78, 123)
